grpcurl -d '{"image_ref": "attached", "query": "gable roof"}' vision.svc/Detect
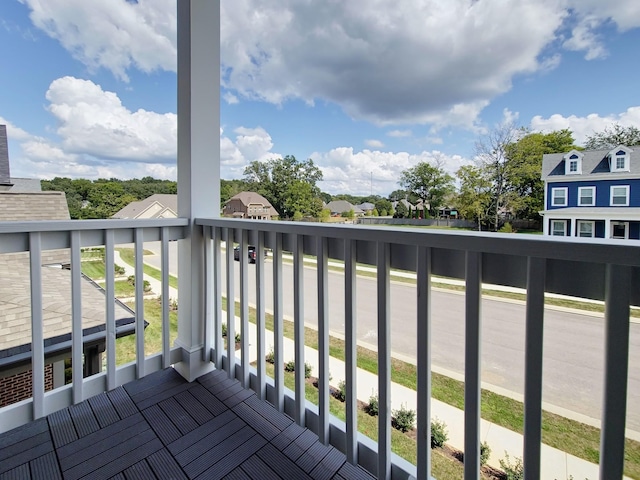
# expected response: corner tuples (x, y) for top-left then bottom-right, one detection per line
(225, 191), (279, 216)
(542, 146), (640, 180)
(112, 194), (178, 219)
(0, 192), (70, 221)
(325, 200), (364, 214)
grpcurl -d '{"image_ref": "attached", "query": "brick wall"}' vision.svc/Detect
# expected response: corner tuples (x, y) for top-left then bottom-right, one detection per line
(0, 364), (54, 408)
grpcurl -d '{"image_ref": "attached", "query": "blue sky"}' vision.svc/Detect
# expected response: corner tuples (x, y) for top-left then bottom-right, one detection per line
(1, 0), (639, 196)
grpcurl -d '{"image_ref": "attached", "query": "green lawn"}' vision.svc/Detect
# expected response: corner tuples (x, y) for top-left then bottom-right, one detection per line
(81, 260), (106, 279)
(117, 248), (178, 289)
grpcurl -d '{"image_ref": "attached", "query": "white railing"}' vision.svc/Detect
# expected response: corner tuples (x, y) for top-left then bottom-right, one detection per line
(0, 218), (187, 433)
(197, 217), (640, 480)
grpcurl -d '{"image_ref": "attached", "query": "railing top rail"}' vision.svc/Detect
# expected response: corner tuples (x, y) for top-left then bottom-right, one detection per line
(0, 218), (189, 234)
(196, 217), (640, 267)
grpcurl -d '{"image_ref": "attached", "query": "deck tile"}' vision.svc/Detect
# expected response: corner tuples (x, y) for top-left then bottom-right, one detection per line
(222, 467), (252, 480)
(283, 428), (318, 462)
(146, 448), (188, 480)
(231, 402), (280, 440)
(296, 440), (332, 473)
(142, 404), (182, 445)
(336, 461), (377, 479)
(270, 422), (306, 451)
(87, 393), (120, 428)
(174, 416), (246, 467)
(0, 463), (30, 480)
(222, 387), (254, 408)
(194, 433), (267, 480)
(167, 410), (237, 457)
(122, 460), (156, 480)
(157, 396), (199, 434)
(69, 400), (100, 437)
(106, 387), (138, 419)
(239, 455), (281, 480)
(0, 435), (53, 476)
(173, 390), (214, 425)
(187, 384), (228, 416)
(0, 418), (48, 449)
(256, 443), (312, 479)
(47, 408), (78, 448)
(309, 446), (346, 480)
(30, 452), (62, 479)
(245, 395), (293, 430)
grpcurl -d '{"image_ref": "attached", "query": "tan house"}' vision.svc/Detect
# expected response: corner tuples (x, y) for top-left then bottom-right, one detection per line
(112, 193), (177, 219)
(223, 191), (278, 220)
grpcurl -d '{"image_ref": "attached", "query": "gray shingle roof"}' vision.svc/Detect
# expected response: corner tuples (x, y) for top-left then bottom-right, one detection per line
(325, 200), (364, 214)
(542, 146), (640, 180)
(112, 194), (178, 219)
(0, 192), (70, 221)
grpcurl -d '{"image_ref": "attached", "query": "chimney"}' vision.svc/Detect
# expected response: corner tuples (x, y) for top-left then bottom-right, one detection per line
(0, 125), (12, 186)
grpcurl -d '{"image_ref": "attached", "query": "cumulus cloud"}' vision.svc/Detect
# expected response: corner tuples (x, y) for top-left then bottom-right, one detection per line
(387, 130), (412, 138)
(46, 76), (177, 162)
(530, 106), (640, 146)
(311, 147), (471, 195)
(365, 139), (384, 148)
(21, 0), (176, 81)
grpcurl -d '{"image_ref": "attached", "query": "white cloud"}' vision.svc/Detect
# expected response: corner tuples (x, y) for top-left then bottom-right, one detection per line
(311, 147), (471, 195)
(223, 92), (239, 105)
(365, 139), (384, 148)
(529, 106), (640, 145)
(46, 76), (177, 162)
(0, 116), (31, 141)
(387, 130), (412, 138)
(21, 0), (176, 81)
(562, 15), (608, 60)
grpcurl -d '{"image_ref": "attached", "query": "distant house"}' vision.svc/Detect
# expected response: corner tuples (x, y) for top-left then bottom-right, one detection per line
(540, 145), (640, 239)
(391, 199), (415, 212)
(356, 202), (375, 214)
(325, 200), (364, 217)
(112, 193), (177, 219)
(223, 192), (279, 220)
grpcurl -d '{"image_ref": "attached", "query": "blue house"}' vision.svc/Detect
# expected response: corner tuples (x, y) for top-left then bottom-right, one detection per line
(540, 145), (640, 239)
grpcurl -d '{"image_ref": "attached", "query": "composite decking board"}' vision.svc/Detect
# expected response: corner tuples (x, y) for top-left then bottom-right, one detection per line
(196, 368), (228, 386)
(106, 387), (139, 419)
(231, 402), (280, 441)
(134, 382), (192, 411)
(0, 417), (48, 449)
(0, 462), (30, 480)
(174, 417), (247, 467)
(142, 404), (183, 445)
(256, 443), (313, 480)
(0, 430), (50, 463)
(309, 446), (346, 480)
(270, 421), (306, 451)
(244, 395), (293, 430)
(187, 384), (228, 417)
(157, 396), (199, 434)
(194, 434), (267, 480)
(282, 428), (319, 462)
(63, 435), (163, 480)
(222, 468), (252, 480)
(335, 461), (377, 480)
(110, 474), (126, 480)
(146, 448), (188, 480)
(87, 393), (120, 428)
(68, 400), (101, 437)
(122, 459), (156, 480)
(0, 436), (53, 475)
(239, 454), (282, 480)
(173, 390), (215, 425)
(47, 408), (78, 448)
(122, 367), (184, 397)
(181, 425), (257, 478)
(167, 410), (237, 457)
(200, 376), (237, 393)
(30, 451), (63, 480)
(296, 440), (333, 473)
(57, 413), (148, 468)
(222, 387), (255, 408)
(214, 380), (244, 401)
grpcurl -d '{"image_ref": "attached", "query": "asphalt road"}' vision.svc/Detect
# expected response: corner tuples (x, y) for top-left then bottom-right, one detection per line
(145, 242), (640, 431)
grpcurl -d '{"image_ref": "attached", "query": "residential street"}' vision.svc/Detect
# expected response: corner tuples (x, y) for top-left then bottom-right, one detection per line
(144, 241), (640, 432)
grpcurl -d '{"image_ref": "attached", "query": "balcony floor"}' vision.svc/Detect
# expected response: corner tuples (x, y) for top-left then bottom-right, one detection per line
(0, 368), (375, 480)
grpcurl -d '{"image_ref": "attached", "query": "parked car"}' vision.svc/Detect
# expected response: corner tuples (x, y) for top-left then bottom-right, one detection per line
(233, 245), (266, 263)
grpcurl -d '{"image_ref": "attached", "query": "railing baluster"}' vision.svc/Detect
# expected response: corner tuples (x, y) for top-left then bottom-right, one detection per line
(377, 241), (391, 479)
(345, 238), (358, 465)
(240, 229), (250, 388)
(294, 233), (305, 427)
(226, 228), (235, 378)
(134, 228), (145, 379)
(105, 230), (116, 391)
(161, 227), (171, 368)
(464, 250), (482, 480)
(213, 227), (223, 368)
(600, 264), (631, 479)
(203, 225), (213, 363)
(416, 246), (432, 479)
(256, 230), (266, 400)
(29, 232), (45, 419)
(71, 230), (83, 404)
(524, 257), (546, 479)
(273, 232), (284, 412)
(318, 236), (329, 444)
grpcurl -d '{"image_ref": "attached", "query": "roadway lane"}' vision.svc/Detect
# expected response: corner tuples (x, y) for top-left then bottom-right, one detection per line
(144, 242), (640, 430)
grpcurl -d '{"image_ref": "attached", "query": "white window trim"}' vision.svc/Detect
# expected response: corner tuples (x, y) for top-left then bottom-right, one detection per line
(610, 185), (630, 206)
(611, 221), (629, 239)
(564, 151), (583, 175)
(577, 220), (595, 238)
(551, 187), (568, 207)
(611, 154), (630, 172)
(551, 220), (567, 236)
(578, 186), (595, 206)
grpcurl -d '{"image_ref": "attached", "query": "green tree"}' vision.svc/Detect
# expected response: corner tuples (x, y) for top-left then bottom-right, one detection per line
(455, 165), (492, 229)
(374, 199), (392, 215)
(319, 208), (331, 222)
(244, 155), (323, 218)
(584, 123), (640, 150)
(399, 162), (454, 217)
(394, 201), (408, 218)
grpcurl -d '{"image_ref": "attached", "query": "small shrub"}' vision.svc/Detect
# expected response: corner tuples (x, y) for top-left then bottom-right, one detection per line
(284, 360), (312, 378)
(304, 362), (312, 378)
(499, 452), (524, 480)
(265, 348), (275, 364)
(234, 333), (241, 344)
(430, 418), (448, 448)
(367, 393), (379, 416)
(392, 404), (416, 433)
(480, 441), (491, 466)
(499, 222), (514, 233)
(221, 323), (228, 337)
(335, 380), (346, 402)
(114, 264), (125, 276)
(127, 275), (135, 286)
(143, 280), (151, 292)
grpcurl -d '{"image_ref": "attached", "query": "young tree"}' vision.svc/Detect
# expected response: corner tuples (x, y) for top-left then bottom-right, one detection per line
(584, 124), (640, 150)
(394, 201), (408, 218)
(455, 165), (492, 229)
(399, 162), (454, 217)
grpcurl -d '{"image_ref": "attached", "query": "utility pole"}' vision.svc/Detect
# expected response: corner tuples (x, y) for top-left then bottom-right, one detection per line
(370, 171), (373, 196)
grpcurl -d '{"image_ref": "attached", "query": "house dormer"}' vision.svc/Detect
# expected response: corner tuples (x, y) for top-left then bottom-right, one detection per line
(564, 150), (583, 175)
(608, 145), (632, 173)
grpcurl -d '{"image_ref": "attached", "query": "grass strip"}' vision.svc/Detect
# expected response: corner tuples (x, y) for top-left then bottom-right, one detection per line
(117, 248), (178, 290)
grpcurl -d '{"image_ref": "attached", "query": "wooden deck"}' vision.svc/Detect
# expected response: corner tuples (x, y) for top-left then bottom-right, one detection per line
(0, 368), (376, 480)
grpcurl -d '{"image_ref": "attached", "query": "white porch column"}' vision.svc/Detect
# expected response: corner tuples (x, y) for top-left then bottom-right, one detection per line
(570, 218), (577, 237)
(175, 0), (220, 381)
(605, 219), (611, 239)
(542, 216), (548, 235)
